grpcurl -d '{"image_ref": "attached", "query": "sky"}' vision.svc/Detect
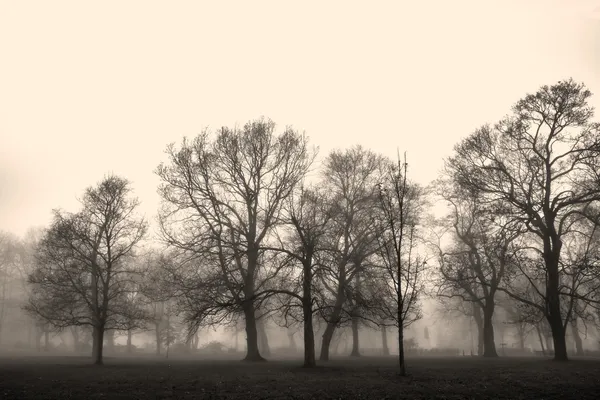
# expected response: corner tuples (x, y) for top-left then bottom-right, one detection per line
(1, 0), (600, 238)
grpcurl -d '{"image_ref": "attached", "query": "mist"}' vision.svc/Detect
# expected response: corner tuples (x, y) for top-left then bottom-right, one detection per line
(2, 1), (600, 399)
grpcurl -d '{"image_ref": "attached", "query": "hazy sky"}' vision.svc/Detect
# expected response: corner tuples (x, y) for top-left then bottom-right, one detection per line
(1, 0), (600, 238)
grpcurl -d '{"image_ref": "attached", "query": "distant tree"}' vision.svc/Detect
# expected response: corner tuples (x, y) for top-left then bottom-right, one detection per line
(432, 179), (522, 357)
(446, 79), (600, 361)
(0, 231), (21, 344)
(25, 175), (147, 364)
(156, 117), (315, 361)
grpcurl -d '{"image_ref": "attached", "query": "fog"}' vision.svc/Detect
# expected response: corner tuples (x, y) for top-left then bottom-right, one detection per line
(2, 1), (600, 399)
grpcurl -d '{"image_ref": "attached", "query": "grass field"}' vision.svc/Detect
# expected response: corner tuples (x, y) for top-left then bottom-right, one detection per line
(0, 354), (599, 399)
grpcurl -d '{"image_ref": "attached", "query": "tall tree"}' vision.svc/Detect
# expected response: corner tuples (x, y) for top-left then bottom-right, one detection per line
(374, 154), (426, 376)
(156, 117), (315, 361)
(26, 175), (147, 365)
(317, 145), (384, 361)
(261, 185), (335, 367)
(446, 79), (600, 361)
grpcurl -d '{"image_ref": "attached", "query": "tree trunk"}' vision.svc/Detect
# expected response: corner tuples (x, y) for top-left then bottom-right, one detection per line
(535, 324), (546, 355)
(398, 324), (406, 376)
(320, 321), (337, 361)
(192, 332), (199, 350)
(545, 249), (568, 361)
(350, 314), (360, 357)
(257, 318), (271, 357)
(288, 330), (297, 351)
(517, 323), (526, 351)
(472, 303), (484, 356)
(319, 295), (344, 361)
(482, 303), (498, 357)
(381, 325), (390, 356)
(303, 315), (315, 367)
(155, 322), (161, 355)
(242, 304), (264, 361)
(92, 324), (105, 365)
(127, 330), (133, 354)
(570, 319), (584, 356)
(301, 255), (316, 367)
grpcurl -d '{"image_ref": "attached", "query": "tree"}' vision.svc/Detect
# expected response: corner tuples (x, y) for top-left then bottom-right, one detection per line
(26, 175), (147, 365)
(316, 145), (385, 361)
(432, 180), (521, 357)
(156, 117), (315, 361)
(373, 154), (426, 376)
(262, 185), (335, 367)
(446, 79), (600, 361)
(0, 231), (21, 344)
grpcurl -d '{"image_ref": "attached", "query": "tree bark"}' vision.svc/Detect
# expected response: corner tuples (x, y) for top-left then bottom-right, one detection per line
(544, 247), (568, 361)
(301, 254), (316, 367)
(482, 303), (498, 357)
(92, 324), (105, 365)
(242, 304), (264, 361)
(381, 326), (390, 356)
(472, 304), (484, 356)
(398, 323), (406, 376)
(320, 320), (337, 361)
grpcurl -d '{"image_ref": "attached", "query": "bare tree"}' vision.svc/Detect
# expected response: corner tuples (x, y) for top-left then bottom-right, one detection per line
(156, 117), (315, 361)
(373, 153), (426, 376)
(26, 175), (147, 365)
(432, 179), (521, 357)
(446, 79), (600, 361)
(316, 146), (384, 361)
(259, 185), (335, 367)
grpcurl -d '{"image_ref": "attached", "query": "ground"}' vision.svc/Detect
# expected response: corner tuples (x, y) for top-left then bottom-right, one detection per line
(0, 353), (598, 399)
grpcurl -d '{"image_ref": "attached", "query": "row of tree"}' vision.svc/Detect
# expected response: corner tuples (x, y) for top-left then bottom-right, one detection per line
(8, 78), (600, 375)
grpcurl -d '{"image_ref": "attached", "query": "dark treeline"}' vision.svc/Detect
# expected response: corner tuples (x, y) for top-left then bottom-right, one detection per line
(2, 78), (600, 375)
